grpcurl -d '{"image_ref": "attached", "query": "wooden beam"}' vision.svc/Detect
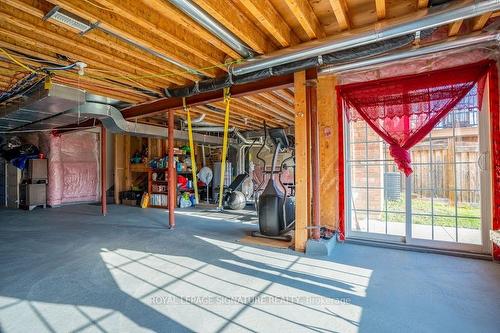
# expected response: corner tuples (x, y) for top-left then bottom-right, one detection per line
(472, 12), (492, 31)
(193, 0), (273, 54)
(317, 75), (338, 230)
(0, 26), (164, 94)
(3, 0), (198, 82)
(0, 8), (179, 87)
(448, 19), (463, 37)
(294, 70), (310, 251)
(91, 0), (226, 70)
(121, 71), (317, 119)
(141, 0), (241, 60)
(283, 0), (326, 39)
(48, 0), (218, 77)
(417, 0), (429, 9)
(327, 0), (351, 30)
(375, 0), (386, 20)
(237, 0), (299, 47)
(239, 96), (294, 123)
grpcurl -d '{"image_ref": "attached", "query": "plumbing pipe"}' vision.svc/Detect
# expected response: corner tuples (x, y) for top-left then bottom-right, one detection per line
(167, 0), (254, 58)
(232, 0), (500, 76)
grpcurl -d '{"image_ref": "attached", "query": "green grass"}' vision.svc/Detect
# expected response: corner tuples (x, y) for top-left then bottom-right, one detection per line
(382, 197), (481, 229)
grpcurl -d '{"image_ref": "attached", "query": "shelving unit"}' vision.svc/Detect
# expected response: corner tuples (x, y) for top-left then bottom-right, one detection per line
(148, 168), (171, 208)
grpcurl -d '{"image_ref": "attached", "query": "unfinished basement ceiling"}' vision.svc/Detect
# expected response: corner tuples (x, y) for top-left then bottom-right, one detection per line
(0, 0), (498, 129)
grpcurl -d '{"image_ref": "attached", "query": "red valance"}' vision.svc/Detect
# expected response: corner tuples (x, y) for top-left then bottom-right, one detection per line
(337, 60), (493, 176)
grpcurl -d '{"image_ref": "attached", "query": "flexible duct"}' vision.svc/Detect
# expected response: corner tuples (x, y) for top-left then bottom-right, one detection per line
(165, 33), (420, 97)
(319, 32), (500, 74)
(232, 0), (500, 75)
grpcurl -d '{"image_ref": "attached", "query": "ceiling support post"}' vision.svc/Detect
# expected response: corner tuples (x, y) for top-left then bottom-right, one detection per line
(168, 110), (176, 229)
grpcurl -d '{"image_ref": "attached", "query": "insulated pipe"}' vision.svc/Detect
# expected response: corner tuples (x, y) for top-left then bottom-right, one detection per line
(232, 0), (500, 76)
(101, 126), (107, 216)
(319, 32), (500, 74)
(168, 110), (176, 229)
(167, 0), (254, 58)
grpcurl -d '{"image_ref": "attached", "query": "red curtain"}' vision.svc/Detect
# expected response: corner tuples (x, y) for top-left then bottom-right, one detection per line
(337, 60), (493, 176)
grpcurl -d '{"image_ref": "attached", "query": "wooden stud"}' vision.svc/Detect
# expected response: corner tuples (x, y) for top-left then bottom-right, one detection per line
(317, 76), (339, 230)
(327, 0), (351, 30)
(294, 71), (310, 251)
(283, 0), (326, 39)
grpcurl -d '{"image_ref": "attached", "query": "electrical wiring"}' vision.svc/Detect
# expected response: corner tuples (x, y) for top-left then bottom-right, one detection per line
(0, 47), (38, 74)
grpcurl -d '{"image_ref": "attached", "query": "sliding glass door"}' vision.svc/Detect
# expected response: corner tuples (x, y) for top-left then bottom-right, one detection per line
(345, 87), (491, 253)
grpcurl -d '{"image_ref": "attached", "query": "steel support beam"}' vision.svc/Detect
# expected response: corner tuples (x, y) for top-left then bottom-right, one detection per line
(168, 110), (176, 228)
(101, 125), (107, 216)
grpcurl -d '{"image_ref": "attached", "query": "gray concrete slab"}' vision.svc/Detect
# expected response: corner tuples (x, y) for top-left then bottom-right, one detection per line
(0, 204), (499, 333)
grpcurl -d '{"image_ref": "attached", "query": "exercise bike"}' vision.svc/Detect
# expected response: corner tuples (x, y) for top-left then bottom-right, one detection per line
(252, 126), (296, 242)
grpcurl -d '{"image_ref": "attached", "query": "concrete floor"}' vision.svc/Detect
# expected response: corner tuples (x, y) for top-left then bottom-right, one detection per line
(0, 205), (499, 333)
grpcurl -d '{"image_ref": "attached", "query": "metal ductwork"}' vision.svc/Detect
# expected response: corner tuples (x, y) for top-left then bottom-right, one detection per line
(232, 0), (500, 76)
(319, 32), (500, 75)
(167, 0), (254, 58)
(0, 83), (228, 144)
(64, 102), (227, 144)
(0, 81), (87, 131)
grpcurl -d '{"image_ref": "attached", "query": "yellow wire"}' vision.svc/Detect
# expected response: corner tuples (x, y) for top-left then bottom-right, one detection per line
(0, 47), (37, 74)
(184, 97), (200, 204)
(218, 87), (231, 209)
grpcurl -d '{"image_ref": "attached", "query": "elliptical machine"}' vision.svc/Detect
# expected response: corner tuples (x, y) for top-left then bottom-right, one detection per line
(252, 125), (295, 241)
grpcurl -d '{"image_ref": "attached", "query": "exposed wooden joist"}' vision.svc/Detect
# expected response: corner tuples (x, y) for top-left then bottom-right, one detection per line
(236, 0), (299, 47)
(327, 0), (351, 30)
(193, 0), (273, 54)
(91, 0), (226, 70)
(4, 0), (198, 82)
(47, 0), (219, 77)
(283, 0), (326, 39)
(0, 7), (180, 87)
(472, 12), (492, 31)
(375, 0), (386, 20)
(141, 0), (241, 60)
(0, 26), (163, 94)
(239, 95), (294, 122)
(417, 0), (429, 9)
(0, 38), (156, 101)
(448, 19), (463, 37)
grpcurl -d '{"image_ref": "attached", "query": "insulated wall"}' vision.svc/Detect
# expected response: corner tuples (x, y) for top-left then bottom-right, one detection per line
(47, 131), (99, 206)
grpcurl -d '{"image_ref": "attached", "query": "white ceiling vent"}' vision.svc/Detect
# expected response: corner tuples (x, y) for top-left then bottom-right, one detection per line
(44, 6), (91, 33)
